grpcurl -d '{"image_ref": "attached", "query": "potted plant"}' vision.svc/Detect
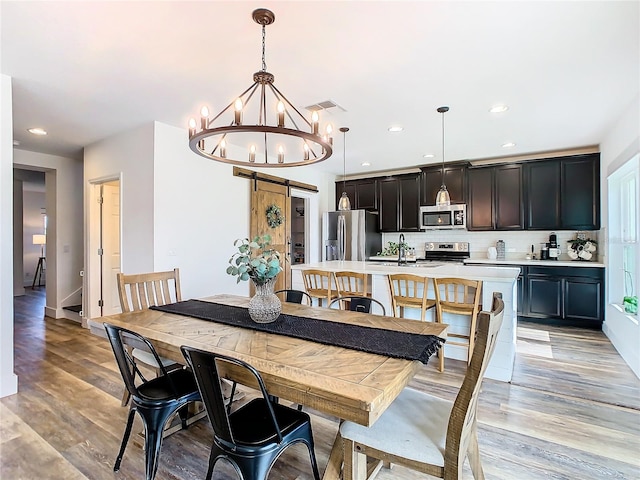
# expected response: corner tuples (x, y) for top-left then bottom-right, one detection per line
(227, 235), (282, 323)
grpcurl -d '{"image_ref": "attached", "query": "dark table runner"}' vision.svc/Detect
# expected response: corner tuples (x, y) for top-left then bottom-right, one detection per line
(151, 299), (444, 365)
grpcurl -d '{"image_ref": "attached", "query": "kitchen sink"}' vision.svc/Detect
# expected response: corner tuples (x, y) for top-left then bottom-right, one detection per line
(371, 261), (444, 268)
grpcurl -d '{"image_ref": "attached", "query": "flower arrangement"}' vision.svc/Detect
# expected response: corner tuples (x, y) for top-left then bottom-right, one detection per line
(227, 234), (282, 285)
(266, 204), (284, 228)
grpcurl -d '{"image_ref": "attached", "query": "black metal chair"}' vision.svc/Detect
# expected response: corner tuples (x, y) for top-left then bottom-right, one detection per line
(181, 346), (321, 480)
(104, 323), (201, 480)
(329, 295), (387, 315)
(275, 288), (312, 305)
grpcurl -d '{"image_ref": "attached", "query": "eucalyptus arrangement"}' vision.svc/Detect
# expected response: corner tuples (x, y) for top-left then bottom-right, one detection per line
(227, 234), (282, 286)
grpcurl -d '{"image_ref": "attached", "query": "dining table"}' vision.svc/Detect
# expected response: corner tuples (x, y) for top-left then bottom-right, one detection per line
(88, 293), (448, 480)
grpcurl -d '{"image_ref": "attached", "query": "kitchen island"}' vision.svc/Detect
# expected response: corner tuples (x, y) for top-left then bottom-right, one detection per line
(291, 260), (519, 382)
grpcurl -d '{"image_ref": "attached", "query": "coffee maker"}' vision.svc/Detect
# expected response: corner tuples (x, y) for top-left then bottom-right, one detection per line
(548, 232), (561, 260)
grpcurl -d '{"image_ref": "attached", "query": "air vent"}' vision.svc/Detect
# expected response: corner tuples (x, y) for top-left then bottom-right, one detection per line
(305, 100), (347, 112)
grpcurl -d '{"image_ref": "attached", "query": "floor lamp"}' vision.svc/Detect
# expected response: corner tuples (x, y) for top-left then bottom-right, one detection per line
(32, 234), (46, 289)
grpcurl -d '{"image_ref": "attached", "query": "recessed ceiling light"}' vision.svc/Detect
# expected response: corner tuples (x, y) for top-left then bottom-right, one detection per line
(489, 104), (509, 113)
(28, 127), (47, 136)
(388, 126), (403, 132)
(361, 162), (371, 167)
(502, 142), (516, 148)
(423, 153), (435, 158)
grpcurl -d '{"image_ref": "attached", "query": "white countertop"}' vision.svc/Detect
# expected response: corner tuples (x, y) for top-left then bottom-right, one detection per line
(292, 260), (519, 283)
(465, 258), (605, 268)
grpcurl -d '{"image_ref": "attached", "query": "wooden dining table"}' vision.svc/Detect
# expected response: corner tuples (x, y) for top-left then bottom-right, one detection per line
(88, 293), (448, 480)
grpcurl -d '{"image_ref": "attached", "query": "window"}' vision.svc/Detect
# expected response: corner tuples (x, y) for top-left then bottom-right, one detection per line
(608, 153), (639, 317)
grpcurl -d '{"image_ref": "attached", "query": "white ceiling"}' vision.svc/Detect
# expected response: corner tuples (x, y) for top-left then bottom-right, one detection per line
(2, 1), (638, 176)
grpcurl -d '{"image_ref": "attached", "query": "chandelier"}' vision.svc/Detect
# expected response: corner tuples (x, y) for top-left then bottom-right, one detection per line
(188, 8), (334, 167)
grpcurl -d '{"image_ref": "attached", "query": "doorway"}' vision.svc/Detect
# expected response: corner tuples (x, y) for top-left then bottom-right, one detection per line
(87, 177), (121, 319)
(291, 196), (306, 265)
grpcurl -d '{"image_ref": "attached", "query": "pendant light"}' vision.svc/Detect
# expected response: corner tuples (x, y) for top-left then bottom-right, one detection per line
(337, 127), (351, 211)
(435, 106), (451, 207)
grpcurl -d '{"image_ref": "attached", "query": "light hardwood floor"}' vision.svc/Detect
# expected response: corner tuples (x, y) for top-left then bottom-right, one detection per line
(1, 288), (639, 479)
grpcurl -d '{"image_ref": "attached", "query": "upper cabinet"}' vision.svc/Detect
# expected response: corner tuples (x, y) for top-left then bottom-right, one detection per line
(334, 152), (600, 233)
(378, 174), (421, 232)
(526, 153), (600, 230)
(467, 164), (524, 231)
(420, 163), (468, 206)
(334, 178), (378, 211)
(560, 154), (600, 230)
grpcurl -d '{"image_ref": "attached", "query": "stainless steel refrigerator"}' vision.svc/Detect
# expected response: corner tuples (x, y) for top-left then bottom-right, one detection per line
(322, 210), (382, 261)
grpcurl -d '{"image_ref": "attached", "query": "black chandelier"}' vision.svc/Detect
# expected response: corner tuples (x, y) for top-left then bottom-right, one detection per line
(188, 8), (334, 167)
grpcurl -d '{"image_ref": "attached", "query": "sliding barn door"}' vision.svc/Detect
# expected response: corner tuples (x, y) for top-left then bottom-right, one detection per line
(250, 180), (291, 293)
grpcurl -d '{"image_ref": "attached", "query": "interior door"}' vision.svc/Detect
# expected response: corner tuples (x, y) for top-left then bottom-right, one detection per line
(250, 180), (291, 293)
(101, 182), (121, 315)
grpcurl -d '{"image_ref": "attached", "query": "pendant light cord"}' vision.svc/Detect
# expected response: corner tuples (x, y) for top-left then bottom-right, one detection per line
(441, 110), (445, 188)
(343, 130), (347, 191)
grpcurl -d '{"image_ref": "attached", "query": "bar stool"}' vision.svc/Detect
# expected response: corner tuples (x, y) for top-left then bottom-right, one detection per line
(433, 277), (482, 372)
(334, 271), (369, 297)
(387, 273), (436, 322)
(301, 269), (338, 307)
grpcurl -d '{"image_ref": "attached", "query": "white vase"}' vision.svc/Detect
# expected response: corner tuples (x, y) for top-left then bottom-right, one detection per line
(248, 277), (281, 323)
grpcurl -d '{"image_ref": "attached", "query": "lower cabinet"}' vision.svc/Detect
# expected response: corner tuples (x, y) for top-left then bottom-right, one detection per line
(467, 263), (604, 329)
(522, 266), (604, 329)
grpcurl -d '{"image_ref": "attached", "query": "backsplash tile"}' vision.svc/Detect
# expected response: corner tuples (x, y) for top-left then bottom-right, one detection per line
(382, 230), (603, 262)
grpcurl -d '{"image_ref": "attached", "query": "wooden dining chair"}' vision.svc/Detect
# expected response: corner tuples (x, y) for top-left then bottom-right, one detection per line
(117, 268), (182, 313)
(301, 269), (338, 307)
(433, 278), (483, 372)
(334, 271), (369, 297)
(340, 293), (505, 480)
(387, 273), (436, 322)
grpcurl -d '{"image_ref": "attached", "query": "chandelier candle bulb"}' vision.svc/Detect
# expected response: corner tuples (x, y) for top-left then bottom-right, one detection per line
(277, 101), (285, 128)
(311, 111), (319, 135)
(249, 145), (256, 162)
(200, 106), (209, 130)
(303, 143), (310, 161)
(234, 98), (243, 125)
(219, 139), (226, 158)
(326, 124), (333, 145)
(278, 145), (284, 163)
(188, 118), (196, 137)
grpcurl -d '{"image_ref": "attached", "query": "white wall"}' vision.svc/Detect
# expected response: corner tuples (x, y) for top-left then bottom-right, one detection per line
(85, 121), (335, 309)
(152, 121), (336, 300)
(1, 74), (18, 397)
(84, 123), (155, 318)
(13, 150), (84, 319)
(600, 95), (640, 377)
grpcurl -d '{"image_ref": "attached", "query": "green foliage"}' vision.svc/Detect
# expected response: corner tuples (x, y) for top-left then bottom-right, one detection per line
(378, 241), (410, 256)
(227, 234), (282, 285)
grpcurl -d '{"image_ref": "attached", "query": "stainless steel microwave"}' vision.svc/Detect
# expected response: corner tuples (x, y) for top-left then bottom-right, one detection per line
(420, 204), (467, 230)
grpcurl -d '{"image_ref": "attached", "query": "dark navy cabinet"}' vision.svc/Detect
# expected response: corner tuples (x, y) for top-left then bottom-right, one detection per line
(522, 266), (604, 329)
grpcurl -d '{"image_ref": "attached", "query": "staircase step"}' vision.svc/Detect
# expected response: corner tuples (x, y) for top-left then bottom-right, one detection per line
(63, 305), (82, 313)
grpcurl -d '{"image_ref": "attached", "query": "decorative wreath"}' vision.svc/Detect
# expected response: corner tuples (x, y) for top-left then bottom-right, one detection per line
(266, 204), (284, 228)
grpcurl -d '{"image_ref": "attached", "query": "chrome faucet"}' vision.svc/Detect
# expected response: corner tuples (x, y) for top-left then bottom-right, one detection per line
(398, 234), (407, 265)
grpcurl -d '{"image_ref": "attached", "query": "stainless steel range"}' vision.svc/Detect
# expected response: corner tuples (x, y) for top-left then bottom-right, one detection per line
(420, 242), (470, 263)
